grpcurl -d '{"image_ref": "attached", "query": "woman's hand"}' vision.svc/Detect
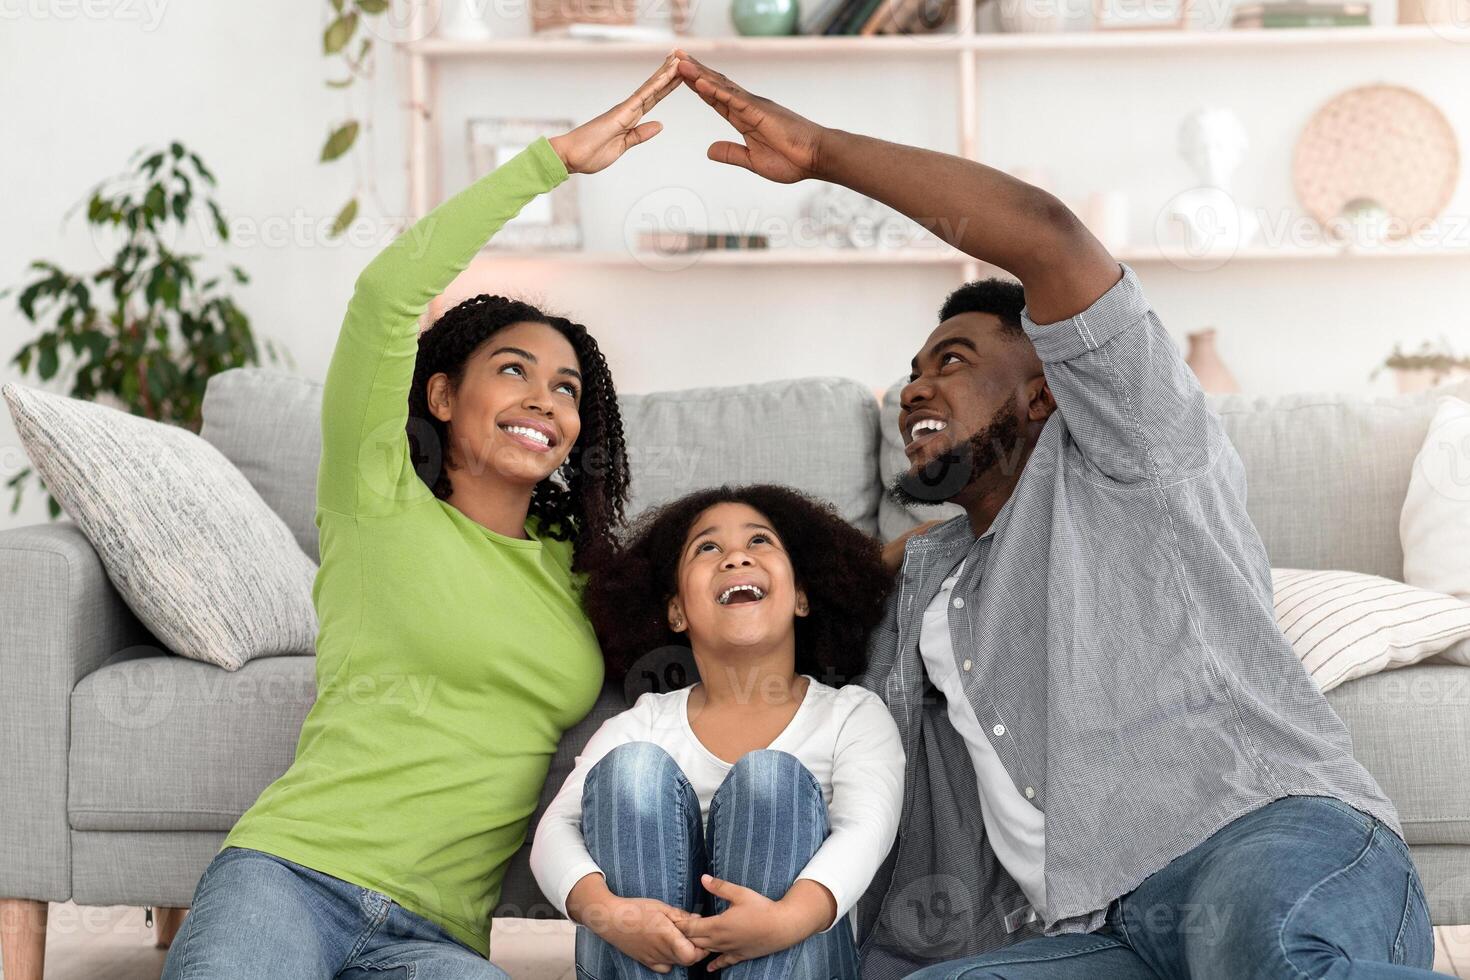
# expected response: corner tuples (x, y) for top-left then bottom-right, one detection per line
(567, 873), (702, 973)
(881, 519), (943, 577)
(548, 54), (681, 175)
(673, 51), (826, 184)
(680, 874), (834, 971)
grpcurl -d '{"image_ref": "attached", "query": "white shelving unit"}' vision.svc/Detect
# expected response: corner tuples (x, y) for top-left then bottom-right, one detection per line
(397, 14), (1470, 283)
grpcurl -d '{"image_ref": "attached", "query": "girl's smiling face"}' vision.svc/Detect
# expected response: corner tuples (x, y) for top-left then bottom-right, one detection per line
(667, 501), (809, 654)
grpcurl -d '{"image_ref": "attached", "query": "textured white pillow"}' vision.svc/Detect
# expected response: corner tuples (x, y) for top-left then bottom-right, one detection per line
(3, 382), (318, 670)
(1273, 568), (1470, 692)
(1401, 395), (1470, 603)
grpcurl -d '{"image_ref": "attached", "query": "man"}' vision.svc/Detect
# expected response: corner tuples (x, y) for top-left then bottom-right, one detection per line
(673, 52), (1438, 980)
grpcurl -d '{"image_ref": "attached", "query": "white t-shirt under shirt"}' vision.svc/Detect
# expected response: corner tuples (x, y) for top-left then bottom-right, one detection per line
(529, 677), (905, 933)
(919, 558), (1048, 916)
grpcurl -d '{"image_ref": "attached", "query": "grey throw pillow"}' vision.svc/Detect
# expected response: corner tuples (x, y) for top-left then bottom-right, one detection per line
(3, 382), (318, 670)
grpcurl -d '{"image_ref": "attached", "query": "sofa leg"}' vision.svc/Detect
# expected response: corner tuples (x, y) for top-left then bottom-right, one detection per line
(154, 906), (187, 948)
(0, 898), (47, 980)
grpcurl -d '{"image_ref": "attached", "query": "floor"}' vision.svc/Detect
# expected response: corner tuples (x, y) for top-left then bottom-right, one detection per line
(7, 904), (1470, 978)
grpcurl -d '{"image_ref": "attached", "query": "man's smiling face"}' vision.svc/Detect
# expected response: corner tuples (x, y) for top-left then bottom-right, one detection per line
(893, 310), (1049, 507)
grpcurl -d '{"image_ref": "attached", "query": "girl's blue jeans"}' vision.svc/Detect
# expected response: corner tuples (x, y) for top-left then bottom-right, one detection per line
(575, 741), (860, 980)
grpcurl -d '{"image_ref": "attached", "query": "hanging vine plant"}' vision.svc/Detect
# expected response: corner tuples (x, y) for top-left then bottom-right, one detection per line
(322, 0), (391, 237)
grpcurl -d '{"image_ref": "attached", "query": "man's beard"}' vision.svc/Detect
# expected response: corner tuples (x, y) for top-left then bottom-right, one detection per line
(888, 396), (1023, 508)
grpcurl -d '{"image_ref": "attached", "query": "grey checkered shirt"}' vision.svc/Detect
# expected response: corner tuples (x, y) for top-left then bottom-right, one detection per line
(854, 262), (1400, 980)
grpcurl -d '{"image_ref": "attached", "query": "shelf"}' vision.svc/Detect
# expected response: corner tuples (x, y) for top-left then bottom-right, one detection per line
(403, 24), (1470, 58)
(458, 243), (1470, 268)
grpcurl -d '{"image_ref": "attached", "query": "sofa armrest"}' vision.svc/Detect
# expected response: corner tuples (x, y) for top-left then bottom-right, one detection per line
(0, 522), (152, 901)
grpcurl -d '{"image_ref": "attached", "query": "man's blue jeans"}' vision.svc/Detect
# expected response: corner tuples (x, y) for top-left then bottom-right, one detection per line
(905, 795), (1440, 979)
(575, 741), (860, 980)
(159, 845), (510, 979)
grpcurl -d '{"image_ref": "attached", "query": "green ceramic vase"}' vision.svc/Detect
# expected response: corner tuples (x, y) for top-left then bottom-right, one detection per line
(731, 0), (799, 35)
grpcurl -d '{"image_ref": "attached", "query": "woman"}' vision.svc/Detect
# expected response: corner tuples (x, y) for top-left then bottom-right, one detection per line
(160, 56), (682, 980)
(531, 485), (905, 979)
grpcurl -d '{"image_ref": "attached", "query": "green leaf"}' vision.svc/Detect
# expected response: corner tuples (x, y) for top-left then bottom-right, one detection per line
(188, 151), (216, 185)
(170, 142), (184, 159)
(171, 194), (188, 222)
(37, 339), (59, 381)
(357, 36), (372, 60)
(46, 495), (62, 520)
(230, 265), (250, 285)
(323, 11), (358, 54)
(320, 121), (359, 162)
(141, 152), (165, 175)
(327, 77), (354, 89)
(331, 0), (344, 10)
(207, 200), (229, 241)
(357, 0), (388, 12)
(330, 198), (359, 238)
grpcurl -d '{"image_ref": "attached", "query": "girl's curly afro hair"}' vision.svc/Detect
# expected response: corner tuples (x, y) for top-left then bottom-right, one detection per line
(406, 293), (629, 569)
(583, 484), (893, 687)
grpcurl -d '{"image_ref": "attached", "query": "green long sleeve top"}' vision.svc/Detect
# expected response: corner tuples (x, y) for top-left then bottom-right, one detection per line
(222, 137), (602, 957)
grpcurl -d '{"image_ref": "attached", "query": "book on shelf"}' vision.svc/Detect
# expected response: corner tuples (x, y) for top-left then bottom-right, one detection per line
(532, 22), (679, 40)
(636, 231), (771, 253)
(1231, 1), (1370, 25)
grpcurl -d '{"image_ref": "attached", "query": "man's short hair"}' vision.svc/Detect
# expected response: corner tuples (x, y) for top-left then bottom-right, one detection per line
(938, 278), (1026, 339)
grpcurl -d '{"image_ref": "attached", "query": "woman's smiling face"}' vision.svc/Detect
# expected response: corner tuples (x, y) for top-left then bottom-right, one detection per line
(668, 501), (809, 654)
(428, 320), (583, 489)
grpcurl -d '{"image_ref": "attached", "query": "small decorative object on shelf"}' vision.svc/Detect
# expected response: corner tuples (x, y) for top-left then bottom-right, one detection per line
(1081, 190), (1130, 251)
(1185, 328), (1242, 394)
(801, 0), (953, 35)
(1399, 0), (1470, 25)
(467, 118), (582, 249)
(802, 184), (932, 250)
(1375, 339), (1470, 393)
(438, 0), (495, 39)
(1231, 0), (1369, 28)
(637, 231), (772, 252)
(732, 0), (801, 34)
(1294, 84), (1459, 246)
(531, 0), (689, 34)
(1093, 0), (1189, 29)
(1161, 107), (1260, 254)
(997, 0), (1068, 32)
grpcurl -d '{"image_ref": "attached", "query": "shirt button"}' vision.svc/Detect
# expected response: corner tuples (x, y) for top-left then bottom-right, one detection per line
(962, 659), (972, 672)
(993, 724), (1005, 737)
(1025, 786), (1036, 799)
(952, 597), (965, 609)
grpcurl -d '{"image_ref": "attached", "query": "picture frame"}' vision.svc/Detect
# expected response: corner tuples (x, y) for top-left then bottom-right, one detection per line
(1092, 0), (1190, 29)
(466, 117), (582, 250)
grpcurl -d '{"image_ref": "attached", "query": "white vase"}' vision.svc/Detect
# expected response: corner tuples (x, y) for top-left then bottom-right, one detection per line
(438, 0), (494, 39)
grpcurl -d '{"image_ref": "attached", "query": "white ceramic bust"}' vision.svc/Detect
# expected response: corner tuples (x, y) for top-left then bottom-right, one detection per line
(1165, 107), (1260, 253)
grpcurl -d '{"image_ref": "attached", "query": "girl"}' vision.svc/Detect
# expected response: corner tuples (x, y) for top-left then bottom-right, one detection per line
(161, 56), (683, 980)
(531, 485), (906, 979)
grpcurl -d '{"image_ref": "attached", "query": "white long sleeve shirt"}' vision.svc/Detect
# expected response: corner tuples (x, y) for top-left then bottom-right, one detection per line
(529, 677), (905, 933)
(919, 558), (1047, 916)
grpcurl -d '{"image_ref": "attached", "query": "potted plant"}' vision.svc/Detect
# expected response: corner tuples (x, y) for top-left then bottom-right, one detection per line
(5, 142), (285, 516)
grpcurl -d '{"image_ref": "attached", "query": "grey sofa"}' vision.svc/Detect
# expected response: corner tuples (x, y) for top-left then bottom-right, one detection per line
(2, 367), (1469, 945)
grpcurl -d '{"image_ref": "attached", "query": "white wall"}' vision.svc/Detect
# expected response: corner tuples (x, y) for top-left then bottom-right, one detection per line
(3, 0), (1469, 531)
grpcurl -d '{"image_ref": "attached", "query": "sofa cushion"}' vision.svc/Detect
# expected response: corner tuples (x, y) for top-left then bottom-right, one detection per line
(1212, 381), (1470, 580)
(201, 368), (324, 563)
(202, 369), (884, 542)
(1326, 663), (1470, 846)
(617, 377), (881, 534)
(68, 653), (315, 832)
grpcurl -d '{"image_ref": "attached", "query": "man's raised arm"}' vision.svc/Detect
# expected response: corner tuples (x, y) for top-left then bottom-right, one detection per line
(673, 51), (1120, 325)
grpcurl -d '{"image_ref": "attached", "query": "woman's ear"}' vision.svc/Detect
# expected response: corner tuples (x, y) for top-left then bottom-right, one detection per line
(427, 373), (454, 423)
(794, 587), (810, 618)
(667, 597), (688, 633)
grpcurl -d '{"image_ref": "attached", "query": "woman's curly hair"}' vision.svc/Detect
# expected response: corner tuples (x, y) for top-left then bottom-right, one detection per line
(406, 294), (629, 568)
(583, 484), (893, 687)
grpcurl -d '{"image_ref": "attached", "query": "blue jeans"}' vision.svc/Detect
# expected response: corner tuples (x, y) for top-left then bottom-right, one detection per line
(160, 845), (510, 980)
(575, 741), (860, 980)
(904, 795), (1439, 980)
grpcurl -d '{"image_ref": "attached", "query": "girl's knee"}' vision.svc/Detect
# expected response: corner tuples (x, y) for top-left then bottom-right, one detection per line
(723, 749), (820, 800)
(583, 741), (690, 811)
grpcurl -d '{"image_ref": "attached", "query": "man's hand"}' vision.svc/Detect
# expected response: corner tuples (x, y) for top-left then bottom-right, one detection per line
(549, 54), (681, 175)
(679, 874), (835, 971)
(881, 519), (943, 577)
(673, 52), (824, 184)
(566, 873), (702, 974)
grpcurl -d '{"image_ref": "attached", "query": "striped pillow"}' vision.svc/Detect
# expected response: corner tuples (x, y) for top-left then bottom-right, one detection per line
(1273, 568), (1470, 692)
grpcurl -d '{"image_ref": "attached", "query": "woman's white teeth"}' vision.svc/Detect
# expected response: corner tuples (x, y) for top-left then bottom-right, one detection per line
(503, 425), (550, 447)
(717, 584), (766, 605)
(910, 418), (947, 441)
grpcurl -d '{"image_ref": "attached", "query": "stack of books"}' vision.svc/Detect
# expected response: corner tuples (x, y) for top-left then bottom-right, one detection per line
(636, 231), (770, 253)
(1231, 0), (1370, 27)
(799, 0), (954, 36)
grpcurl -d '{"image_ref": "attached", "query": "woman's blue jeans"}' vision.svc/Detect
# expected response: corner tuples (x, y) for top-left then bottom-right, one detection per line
(575, 741), (860, 980)
(904, 795), (1440, 980)
(159, 846), (510, 980)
